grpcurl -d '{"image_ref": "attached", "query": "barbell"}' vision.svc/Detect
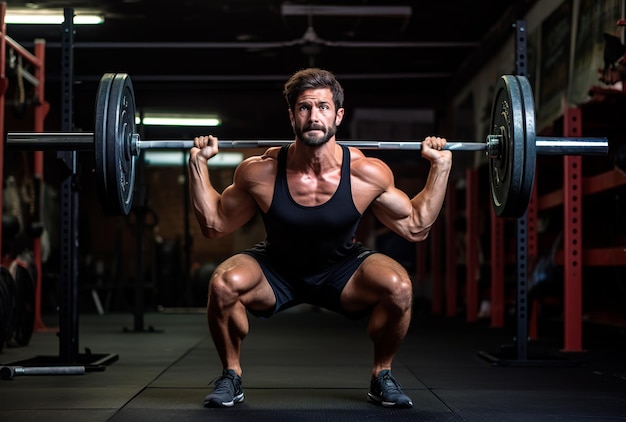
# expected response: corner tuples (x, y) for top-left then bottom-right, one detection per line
(6, 73), (609, 218)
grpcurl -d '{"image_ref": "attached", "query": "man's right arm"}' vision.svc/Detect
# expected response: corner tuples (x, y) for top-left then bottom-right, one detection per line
(188, 139), (258, 239)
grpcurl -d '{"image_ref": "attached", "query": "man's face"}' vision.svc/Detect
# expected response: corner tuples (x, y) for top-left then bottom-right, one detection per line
(289, 88), (344, 146)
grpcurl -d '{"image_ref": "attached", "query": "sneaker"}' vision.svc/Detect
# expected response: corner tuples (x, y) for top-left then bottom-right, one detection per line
(367, 369), (413, 408)
(204, 369), (244, 408)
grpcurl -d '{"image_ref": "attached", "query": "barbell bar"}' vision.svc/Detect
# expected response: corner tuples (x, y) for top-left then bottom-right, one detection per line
(6, 133), (608, 157)
(0, 365), (85, 379)
(4, 72), (610, 218)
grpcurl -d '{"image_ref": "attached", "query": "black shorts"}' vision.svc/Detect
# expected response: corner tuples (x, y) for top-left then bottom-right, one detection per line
(240, 242), (377, 319)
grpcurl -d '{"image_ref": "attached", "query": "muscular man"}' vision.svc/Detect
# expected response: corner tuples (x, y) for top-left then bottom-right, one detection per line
(189, 68), (452, 408)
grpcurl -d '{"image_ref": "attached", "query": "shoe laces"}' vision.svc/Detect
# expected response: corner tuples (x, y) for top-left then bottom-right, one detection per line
(209, 370), (239, 393)
(379, 370), (403, 394)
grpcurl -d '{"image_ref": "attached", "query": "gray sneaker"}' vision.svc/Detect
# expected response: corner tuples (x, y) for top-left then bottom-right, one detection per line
(367, 369), (413, 408)
(204, 369), (244, 408)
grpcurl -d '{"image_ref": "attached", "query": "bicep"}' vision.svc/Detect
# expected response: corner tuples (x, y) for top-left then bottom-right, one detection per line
(217, 170), (260, 232)
(361, 158), (411, 220)
(372, 186), (432, 242)
(371, 186), (413, 228)
(193, 161), (261, 238)
(353, 155), (428, 241)
(367, 163), (428, 241)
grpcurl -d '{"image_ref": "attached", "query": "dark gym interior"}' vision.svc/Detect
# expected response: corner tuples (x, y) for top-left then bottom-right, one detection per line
(1, 1), (626, 421)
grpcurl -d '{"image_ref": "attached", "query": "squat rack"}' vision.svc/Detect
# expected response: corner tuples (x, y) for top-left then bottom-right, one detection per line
(1, 7), (117, 376)
(53, 8), (118, 367)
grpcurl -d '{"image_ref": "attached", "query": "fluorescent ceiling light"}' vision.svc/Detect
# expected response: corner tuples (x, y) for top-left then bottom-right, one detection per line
(136, 114), (221, 127)
(5, 12), (104, 25)
(143, 151), (243, 168)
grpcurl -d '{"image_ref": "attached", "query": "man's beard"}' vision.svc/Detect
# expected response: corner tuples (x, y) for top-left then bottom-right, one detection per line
(295, 123), (337, 147)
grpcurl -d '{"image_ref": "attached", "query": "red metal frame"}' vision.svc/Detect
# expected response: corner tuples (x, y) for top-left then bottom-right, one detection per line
(538, 169), (626, 210)
(465, 168), (479, 322)
(555, 247), (626, 266)
(445, 180), (457, 317)
(490, 207), (505, 327)
(562, 108), (584, 352)
(431, 217), (443, 315)
(32, 39), (50, 332)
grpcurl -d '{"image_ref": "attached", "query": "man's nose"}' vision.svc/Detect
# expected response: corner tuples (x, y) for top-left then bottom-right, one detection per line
(309, 108), (321, 122)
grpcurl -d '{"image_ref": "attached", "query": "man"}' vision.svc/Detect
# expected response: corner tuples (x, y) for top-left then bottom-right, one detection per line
(189, 68), (452, 408)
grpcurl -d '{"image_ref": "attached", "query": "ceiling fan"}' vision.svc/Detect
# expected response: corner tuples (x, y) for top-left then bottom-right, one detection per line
(241, 12), (480, 66)
(254, 11), (480, 49)
(60, 5), (478, 60)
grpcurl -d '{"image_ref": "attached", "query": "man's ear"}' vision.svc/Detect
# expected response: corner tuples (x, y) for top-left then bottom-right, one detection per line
(335, 107), (345, 126)
(288, 108), (295, 126)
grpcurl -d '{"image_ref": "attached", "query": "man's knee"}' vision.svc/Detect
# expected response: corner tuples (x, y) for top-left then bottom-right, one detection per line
(209, 268), (244, 307)
(383, 271), (413, 312)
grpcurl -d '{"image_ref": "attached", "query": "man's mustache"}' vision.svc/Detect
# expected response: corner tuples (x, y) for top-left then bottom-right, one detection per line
(304, 125), (325, 132)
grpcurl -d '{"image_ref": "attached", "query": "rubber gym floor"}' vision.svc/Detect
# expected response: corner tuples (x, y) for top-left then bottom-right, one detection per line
(0, 306), (624, 422)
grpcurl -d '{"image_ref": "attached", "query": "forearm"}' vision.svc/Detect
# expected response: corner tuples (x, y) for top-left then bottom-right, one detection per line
(410, 161), (451, 235)
(188, 153), (224, 238)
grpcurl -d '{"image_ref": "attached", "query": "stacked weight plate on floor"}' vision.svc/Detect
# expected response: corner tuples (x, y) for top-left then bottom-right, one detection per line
(489, 75), (537, 218)
(0, 263), (35, 350)
(94, 73), (138, 216)
(0, 266), (17, 352)
(9, 262), (36, 346)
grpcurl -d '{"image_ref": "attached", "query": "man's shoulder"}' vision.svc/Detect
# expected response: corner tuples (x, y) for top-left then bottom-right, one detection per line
(346, 151), (393, 210)
(245, 148), (279, 168)
(349, 152), (390, 174)
(236, 150), (279, 182)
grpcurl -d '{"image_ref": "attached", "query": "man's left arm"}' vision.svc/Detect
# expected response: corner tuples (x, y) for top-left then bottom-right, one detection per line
(371, 137), (452, 242)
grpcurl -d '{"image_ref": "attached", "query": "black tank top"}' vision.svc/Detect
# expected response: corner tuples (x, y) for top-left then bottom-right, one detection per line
(260, 145), (362, 276)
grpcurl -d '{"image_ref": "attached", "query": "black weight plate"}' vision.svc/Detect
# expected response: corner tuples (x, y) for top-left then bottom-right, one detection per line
(514, 75), (537, 216)
(94, 73), (115, 215)
(0, 268), (8, 351)
(0, 266), (17, 347)
(94, 73), (137, 215)
(107, 73), (137, 216)
(12, 264), (35, 346)
(489, 75), (530, 218)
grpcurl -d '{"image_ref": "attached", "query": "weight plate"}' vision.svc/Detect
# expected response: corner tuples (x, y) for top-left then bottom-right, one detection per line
(0, 268), (8, 351)
(94, 73), (137, 215)
(94, 73), (115, 214)
(489, 75), (534, 218)
(514, 75), (537, 217)
(0, 266), (17, 348)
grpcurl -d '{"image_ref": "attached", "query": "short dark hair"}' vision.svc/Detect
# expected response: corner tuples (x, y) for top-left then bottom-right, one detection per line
(283, 68), (344, 112)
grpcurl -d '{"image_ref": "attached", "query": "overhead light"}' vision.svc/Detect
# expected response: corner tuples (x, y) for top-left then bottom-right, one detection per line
(5, 11), (104, 25)
(143, 151), (243, 168)
(136, 114), (221, 127)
